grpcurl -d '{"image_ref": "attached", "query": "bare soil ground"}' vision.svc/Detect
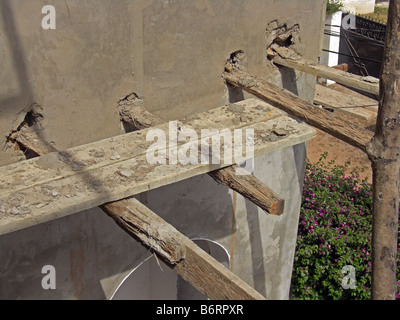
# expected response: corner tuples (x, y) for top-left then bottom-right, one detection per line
(307, 84), (376, 183)
(307, 127), (373, 182)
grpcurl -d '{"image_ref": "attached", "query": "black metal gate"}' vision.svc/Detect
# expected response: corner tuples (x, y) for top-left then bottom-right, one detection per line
(325, 13), (386, 78)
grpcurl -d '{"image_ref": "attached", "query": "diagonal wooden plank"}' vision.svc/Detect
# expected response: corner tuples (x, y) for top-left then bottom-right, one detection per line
(102, 198), (266, 300)
(223, 69), (374, 153)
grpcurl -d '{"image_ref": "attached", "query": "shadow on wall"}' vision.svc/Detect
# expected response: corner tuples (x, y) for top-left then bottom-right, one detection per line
(0, 0), (57, 161)
(0, 0), (34, 118)
(279, 66), (299, 97)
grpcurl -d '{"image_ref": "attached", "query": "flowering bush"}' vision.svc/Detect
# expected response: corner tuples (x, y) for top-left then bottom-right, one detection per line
(291, 153), (400, 300)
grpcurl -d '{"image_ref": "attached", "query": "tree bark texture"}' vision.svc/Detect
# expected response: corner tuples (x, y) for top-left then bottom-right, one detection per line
(366, 0), (400, 300)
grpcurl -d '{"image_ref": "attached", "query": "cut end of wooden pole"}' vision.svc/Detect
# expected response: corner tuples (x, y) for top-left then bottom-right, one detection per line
(209, 164), (285, 216)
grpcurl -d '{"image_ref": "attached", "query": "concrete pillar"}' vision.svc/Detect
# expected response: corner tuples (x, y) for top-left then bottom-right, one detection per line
(321, 11), (343, 84)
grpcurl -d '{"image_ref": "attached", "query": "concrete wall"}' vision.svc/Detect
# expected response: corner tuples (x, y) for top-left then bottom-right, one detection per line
(0, 0), (324, 165)
(342, 0), (376, 14)
(0, 0), (325, 299)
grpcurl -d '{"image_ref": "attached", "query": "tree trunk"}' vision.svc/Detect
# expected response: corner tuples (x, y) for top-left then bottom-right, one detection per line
(367, 0), (400, 300)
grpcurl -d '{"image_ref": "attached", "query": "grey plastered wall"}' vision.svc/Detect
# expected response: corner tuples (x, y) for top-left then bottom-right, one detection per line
(0, 0), (324, 299)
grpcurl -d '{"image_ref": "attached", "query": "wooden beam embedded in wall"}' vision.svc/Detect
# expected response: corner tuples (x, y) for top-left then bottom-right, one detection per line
(208, 164), (284, 215)
(223, 69), (374, 154)
(271, 46), (380, 96)
(9, 125), (57, 156)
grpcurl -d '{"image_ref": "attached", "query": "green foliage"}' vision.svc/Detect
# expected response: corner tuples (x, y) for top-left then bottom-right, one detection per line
(291, 153), (400, 300)
(326, 0), (344, 14)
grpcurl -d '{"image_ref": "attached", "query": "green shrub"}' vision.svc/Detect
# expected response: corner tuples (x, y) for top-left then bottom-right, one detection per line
(291, 153), (400, 300)
(326, 0), (344, 14)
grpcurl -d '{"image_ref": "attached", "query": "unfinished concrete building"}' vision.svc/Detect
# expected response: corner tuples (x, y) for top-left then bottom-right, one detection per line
(0, 0), (327, 300)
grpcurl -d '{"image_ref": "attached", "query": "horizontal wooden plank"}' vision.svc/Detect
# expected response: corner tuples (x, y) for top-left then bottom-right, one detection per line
(0, 100), (315, 235)
(0, 99), (282, 197)
(314, 84), (378, 125)
(119, 105), (286, 215)
(102, 198), (266, 300)
(272, 46), (379, 96)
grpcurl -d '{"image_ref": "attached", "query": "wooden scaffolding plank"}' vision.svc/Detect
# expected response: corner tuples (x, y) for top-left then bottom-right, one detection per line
(272, 46), (380, 96)
(102, 198), (266, 300)
(223, 69), (374, 153)
(119, 105), (285, 215)
(314, 84), (378, 125)
(0, 99), (315, 235)
(0, 99), (281, 197)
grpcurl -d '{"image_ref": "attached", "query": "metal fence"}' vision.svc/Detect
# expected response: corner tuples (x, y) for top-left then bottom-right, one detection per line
(324, 13), (386, 78)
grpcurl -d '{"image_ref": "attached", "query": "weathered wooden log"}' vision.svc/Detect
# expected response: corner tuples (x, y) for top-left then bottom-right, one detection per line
(102, 198), (266, 300)
(272, 46), (379, 96)
(118, 104), (164, 130)
(223, 68), (374, 154)
(9, 126), (57, 156)
(102, 199), (186, 265)
(208, 164), (284, 215)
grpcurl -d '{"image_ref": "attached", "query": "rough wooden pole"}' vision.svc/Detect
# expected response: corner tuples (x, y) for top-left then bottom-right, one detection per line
(208, 164), (284, 215)
(102, 198), (266, 300)
(272, 46), (379, 96)
(223, 69), (374, 153)
(366, 0), (400, 300)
